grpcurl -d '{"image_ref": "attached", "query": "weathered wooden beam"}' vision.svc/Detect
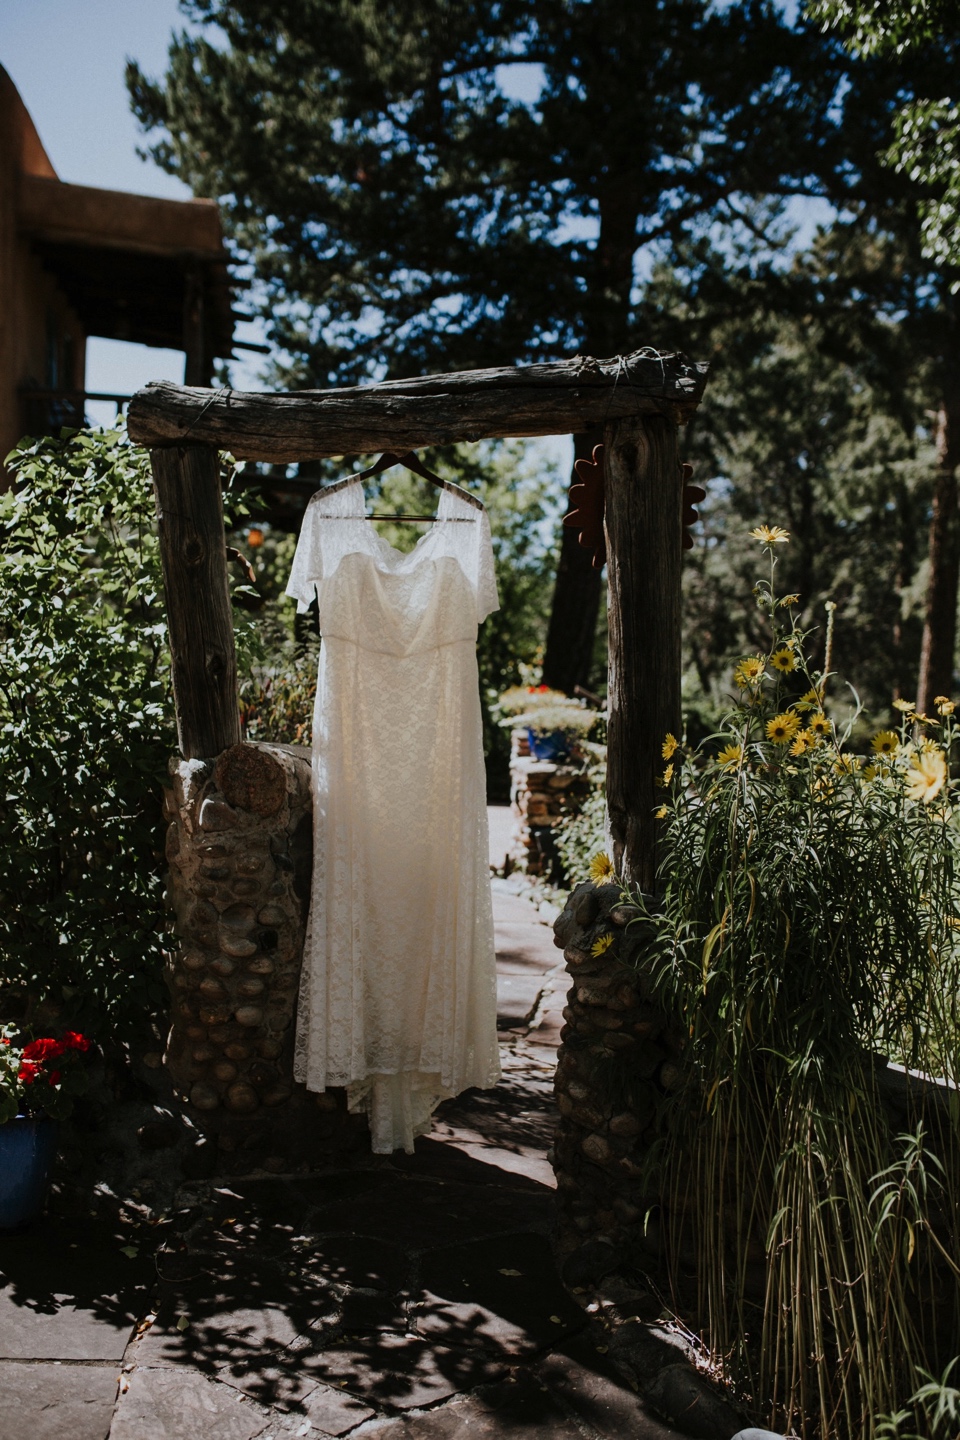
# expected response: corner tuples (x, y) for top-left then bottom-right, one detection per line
(127, 350), (709, 462)
(150, 445), (241, 759)
(604, 413), (682, 892)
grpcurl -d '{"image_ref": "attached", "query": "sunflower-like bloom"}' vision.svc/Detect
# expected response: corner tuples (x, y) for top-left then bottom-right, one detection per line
(905, 749), (947, 804)
(893, 698), (915, 713)
(789, 728), (817, 756)
(659, 763), (675, 787)
(935, 696), (956, 716)
(770, 646), (797, 674)
(733, 656), (765, 688)
(796, 686), (823, 710)
(655, 805), (668, 820)
(834, 754), (861, 774)
(750, 524), (790, 545)
(591, 933), (615, 958)
(808, 713), (831, 738)
(588, 852), (615, 884)
(662, 733), (678, 759)
(717, 742), (744, 771)
(871, 730), (899, 756)
(766, 712), (801, 744)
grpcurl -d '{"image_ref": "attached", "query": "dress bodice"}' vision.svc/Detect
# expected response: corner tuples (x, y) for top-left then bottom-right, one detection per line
(286, 480), (499, 656)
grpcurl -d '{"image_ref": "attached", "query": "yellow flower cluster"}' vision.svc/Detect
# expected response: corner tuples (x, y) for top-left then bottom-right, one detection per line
(662, 733), (678, 759)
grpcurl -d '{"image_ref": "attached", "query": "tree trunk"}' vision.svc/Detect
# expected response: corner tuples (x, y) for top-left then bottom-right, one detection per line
(541, 430), (605, 693)
(917, 363), (960, 714)
(604, 413), (682, 892)
(540, 183), (639, 693)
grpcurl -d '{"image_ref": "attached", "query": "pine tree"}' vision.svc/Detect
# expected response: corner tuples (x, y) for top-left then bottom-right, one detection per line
(128, 0), (847, 691)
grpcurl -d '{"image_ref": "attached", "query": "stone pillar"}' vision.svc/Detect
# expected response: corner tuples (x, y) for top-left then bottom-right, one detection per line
(551, 880), (682, 1254)
(508, 728), (592, 878)
(163, 740), (366, 1174)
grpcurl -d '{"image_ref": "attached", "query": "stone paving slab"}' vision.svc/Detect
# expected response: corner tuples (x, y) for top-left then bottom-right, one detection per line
(110, 1366), (269, 1440)
(0, 1360), (120, 1440)
(359, 1373), (585, 1440)
(293, 1331), (508, 1410)
(0, 1215), (153, 1361)
(411, 1232), (585, 1357)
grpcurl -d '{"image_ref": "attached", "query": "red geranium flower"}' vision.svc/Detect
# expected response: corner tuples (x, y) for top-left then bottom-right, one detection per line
(18, 1061), (40, 1085)
(61, 1032), (91, 1052)
(22, 1037), (66, 1062)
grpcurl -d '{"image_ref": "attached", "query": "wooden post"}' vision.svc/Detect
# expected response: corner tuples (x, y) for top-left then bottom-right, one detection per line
(604, 413), (682, 892)
(150, 444), (240, 759)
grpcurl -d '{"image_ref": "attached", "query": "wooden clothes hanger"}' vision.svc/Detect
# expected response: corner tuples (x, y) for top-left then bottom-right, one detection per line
(319, 451), (484, 521)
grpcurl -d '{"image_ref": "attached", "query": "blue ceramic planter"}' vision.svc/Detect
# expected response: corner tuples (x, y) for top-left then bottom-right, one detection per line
(0, 1115), (58, 1230)
(526, 727), (571, 762)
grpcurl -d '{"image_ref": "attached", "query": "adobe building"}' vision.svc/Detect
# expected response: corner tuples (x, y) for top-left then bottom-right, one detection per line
(0, 64), (236, 471)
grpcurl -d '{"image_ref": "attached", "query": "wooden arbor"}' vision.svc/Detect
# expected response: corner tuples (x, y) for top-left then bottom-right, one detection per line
(128, 348), (709, 892)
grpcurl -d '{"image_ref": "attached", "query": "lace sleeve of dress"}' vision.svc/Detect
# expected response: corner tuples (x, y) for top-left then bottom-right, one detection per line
(285, 483), (365, 613)
(475, 508), (500, 624)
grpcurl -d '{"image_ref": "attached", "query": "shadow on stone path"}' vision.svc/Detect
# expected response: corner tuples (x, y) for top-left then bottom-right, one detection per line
(0, 819), (685, 1440)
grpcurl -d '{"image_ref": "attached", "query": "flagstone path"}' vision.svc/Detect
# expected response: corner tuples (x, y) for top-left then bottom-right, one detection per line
(0, 809), (684, 1440)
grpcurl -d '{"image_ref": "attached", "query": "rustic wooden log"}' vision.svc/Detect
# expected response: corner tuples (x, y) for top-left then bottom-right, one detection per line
(604, 413), (682, 891)
(127, 350), (709, 462)
(150, 445), (241, 759)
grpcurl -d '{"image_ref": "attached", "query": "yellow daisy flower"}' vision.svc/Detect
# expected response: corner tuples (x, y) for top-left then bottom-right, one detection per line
(750, 524), (790, 545)
(871, 730), (899, 756)
(588, 852), (615, 884)
(591, 933), (615, 958)
(834, 754), (861, 774)
(662, 733), (678, 760)
(658, 763), (675, 787)
(717, 742), (744, 771)
(766, 712), (801, 744)
(905, 749), (947, 804)
(795, 686), (823, 711)
(893, 698), (914, 713)
(935, 696), (956, 716)
(655, 805), (668, 820)
(770, 646), (797, 674)
(789, 728), (817, 756)
(808, 713), (831, 738)
(733, 656), (765, 688)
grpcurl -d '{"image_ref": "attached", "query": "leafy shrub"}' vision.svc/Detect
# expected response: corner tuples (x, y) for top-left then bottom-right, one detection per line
(0, 427), (176, 1042)
(639, 526), (960, 1438)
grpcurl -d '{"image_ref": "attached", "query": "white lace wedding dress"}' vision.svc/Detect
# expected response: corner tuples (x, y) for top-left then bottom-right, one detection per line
(285, 478), (502, 1153)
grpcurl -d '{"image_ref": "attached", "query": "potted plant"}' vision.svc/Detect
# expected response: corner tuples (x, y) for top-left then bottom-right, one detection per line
(497, 684), (597, 761)
(0, 1025), (92, 1230)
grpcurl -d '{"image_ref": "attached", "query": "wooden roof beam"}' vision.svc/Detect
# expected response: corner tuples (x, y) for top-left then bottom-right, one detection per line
(127, 350), (709, 462)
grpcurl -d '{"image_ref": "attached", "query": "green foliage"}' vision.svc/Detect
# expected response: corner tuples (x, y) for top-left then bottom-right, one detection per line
(638, 231), (936, 716)
(0, 428), (176, 1042)
(127, 0), (839, 380)
(640, 531), (960, 1437)
(806, 0), (960, 277)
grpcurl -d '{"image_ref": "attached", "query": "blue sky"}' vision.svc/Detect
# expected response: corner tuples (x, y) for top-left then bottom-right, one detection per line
(0, 0), (267, 418)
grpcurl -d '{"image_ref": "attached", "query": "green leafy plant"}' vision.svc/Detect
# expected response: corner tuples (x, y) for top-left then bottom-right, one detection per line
(633, 524), (960, 1438)
(0, 426), (177, 1041)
